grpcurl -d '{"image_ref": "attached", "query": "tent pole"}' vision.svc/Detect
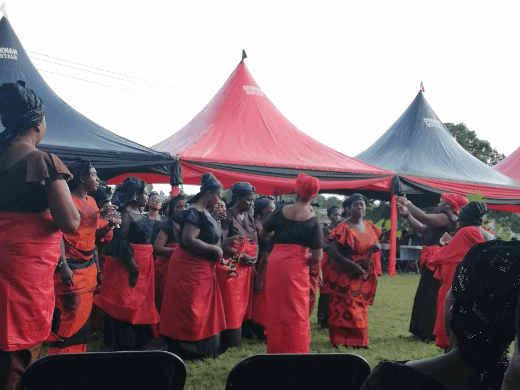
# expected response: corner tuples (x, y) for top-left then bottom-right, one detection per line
(171, 185), (179, 197)
(389, 194), (397, 276)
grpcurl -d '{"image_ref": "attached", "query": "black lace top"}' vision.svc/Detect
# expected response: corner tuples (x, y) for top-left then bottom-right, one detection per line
(105, 209), (155, 261)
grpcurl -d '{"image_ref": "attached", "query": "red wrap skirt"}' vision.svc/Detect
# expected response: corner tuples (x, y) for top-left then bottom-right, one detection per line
(159, 248), (226, 341)
(216, 241), (256, 329)
(265, 244), (310, 354)
(0, 212), (63, 351)
(309, 263), (321, 316)
(93, 244), (159, 326)
(154, 243), (178, 311)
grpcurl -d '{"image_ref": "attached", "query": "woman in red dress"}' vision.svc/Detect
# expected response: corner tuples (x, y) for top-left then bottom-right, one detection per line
(48, 159), (120, 354)
(428, 201), (492, 350)
(0, 81), (80, 389)
(153, 194), (188, 311)
(259, 173), (323, 353)
(325, 193), (381, 348)
(159, 173), (228, 360)
(219, 182), (258, 347)
(93, 177), (159, 351)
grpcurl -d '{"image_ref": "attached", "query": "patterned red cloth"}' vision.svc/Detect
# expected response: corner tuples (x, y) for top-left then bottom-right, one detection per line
(324, 220), (381, 347)
(64, 196), (99, 261)
(266, 244), (310, 353)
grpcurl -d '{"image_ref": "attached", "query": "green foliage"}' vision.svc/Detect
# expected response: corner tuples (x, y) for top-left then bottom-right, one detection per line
(444, 123), (505, 166)
(465, 190), (486, 204)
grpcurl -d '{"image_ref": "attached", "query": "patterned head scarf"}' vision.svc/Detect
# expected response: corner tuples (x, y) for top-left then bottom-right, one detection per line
(451, 240), (520, 389)
(0, 81), (45, 155)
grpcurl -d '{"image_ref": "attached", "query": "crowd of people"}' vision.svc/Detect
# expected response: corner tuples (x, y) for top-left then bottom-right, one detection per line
(2, 81), (520, 390)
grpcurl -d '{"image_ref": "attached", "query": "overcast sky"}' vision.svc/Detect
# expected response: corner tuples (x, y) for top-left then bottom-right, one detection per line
(3, 1), (520, 192)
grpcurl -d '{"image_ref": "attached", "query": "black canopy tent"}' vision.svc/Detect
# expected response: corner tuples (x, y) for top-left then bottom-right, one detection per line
(0, 13), (177, 183)
(355, 91), (520, 210)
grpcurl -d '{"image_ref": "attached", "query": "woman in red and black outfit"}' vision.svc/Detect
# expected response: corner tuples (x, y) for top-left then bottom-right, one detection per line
(160, 173), (227, 360)
(153, 194), (188, 311)
(93, 177), (159, 351)
(0, 82), (80, 389)
(219, 182), (258, 347)
(48, 159), (120, 354)
(260, 173), (323, 353)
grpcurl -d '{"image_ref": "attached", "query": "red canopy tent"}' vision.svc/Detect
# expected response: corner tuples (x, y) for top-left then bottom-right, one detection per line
(494, 147), (520, 208)
(146, 57), (394, 195)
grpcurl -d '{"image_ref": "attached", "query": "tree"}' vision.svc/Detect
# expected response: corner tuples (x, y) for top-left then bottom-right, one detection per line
(445, 123), (519, 236)
(444, 123), (505, 166)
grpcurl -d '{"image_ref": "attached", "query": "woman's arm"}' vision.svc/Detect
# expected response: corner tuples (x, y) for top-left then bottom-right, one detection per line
(58, 237), (74, 286)
(46, 179), (80, 234)
(401, 199), (451, 228)
(153, 229), (175, 258)
(328, 241), (365, 277)
(309, 248), (323, 264)
(183, 222), (223, 260)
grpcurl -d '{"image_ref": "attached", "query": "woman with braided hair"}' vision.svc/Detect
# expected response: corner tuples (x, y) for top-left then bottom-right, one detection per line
(0, 81), (80, 389)
(47, 159), (121, 354)
(362, 239), (520, 390)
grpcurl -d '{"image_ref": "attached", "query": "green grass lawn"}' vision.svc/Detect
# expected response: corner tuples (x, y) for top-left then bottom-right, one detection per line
(45, 273), (443, 390)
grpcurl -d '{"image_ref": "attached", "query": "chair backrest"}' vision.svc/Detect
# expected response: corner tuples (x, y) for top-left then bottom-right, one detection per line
(225, 353), (370, 390)
(20, 351), (186, 390)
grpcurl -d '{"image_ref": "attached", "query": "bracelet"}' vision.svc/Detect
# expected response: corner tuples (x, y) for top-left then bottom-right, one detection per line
(58, 261), (67, 268)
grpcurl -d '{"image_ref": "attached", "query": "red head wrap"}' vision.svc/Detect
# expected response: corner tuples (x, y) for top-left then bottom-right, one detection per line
(295, 173), (319, 201)
(441, 193), (469, 213)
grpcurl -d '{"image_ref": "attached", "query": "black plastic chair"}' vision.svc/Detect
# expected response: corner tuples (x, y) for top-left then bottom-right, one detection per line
(225, 353), (370, 390)
(20, 351), (186, 390)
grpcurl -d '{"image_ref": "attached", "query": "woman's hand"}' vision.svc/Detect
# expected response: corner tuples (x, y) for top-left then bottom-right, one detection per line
(318, 269), (323, 287)
(372, 241), (381, 253)
(129, 267), (139, 288)
(396, 195), (409, 206)
(60, 263), (74, 287)
(97, 272), (103, 287)
(349, 263), (366, 278)
(240, 253), (257, 266)
(211, 245), (224, 260)
(108, 212), (122, 229)
(396, 204), (410, 217)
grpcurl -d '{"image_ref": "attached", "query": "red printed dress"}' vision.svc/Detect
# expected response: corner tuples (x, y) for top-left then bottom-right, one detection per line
(325, 220), (381, 347)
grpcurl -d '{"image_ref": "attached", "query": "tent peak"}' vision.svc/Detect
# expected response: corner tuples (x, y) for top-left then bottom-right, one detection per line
(241, 49), (247, 63)
(0, 3), (7, 19)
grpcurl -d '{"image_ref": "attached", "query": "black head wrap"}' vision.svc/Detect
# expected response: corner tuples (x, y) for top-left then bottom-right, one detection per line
(189, 173), (223, 204)
(90, 181), (112, 206)
(342, 197), (350, 209)
(254, 197), (273, 219)
(327, 205), (341, 218)
(450, 240), (520, 389)
(346, 193), (367, 208)
(167, 194), (188, 217)
(67, 158), (93, 191)
(0, 81), (45, 155)
(111, 177), (146, 209)
(458, 201), (487, 226)
(230, 182), (255, 199)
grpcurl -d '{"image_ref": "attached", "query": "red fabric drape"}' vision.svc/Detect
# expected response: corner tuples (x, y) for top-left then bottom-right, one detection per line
(0, 212), (63, 351)
(154, 243), (178, 311)
(428, 226), (484, 350)
(265, 244), (310, 354)
(216, 241), (257, 330)
(159, 248), (226, 341)
(93, 244), (159, 326)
